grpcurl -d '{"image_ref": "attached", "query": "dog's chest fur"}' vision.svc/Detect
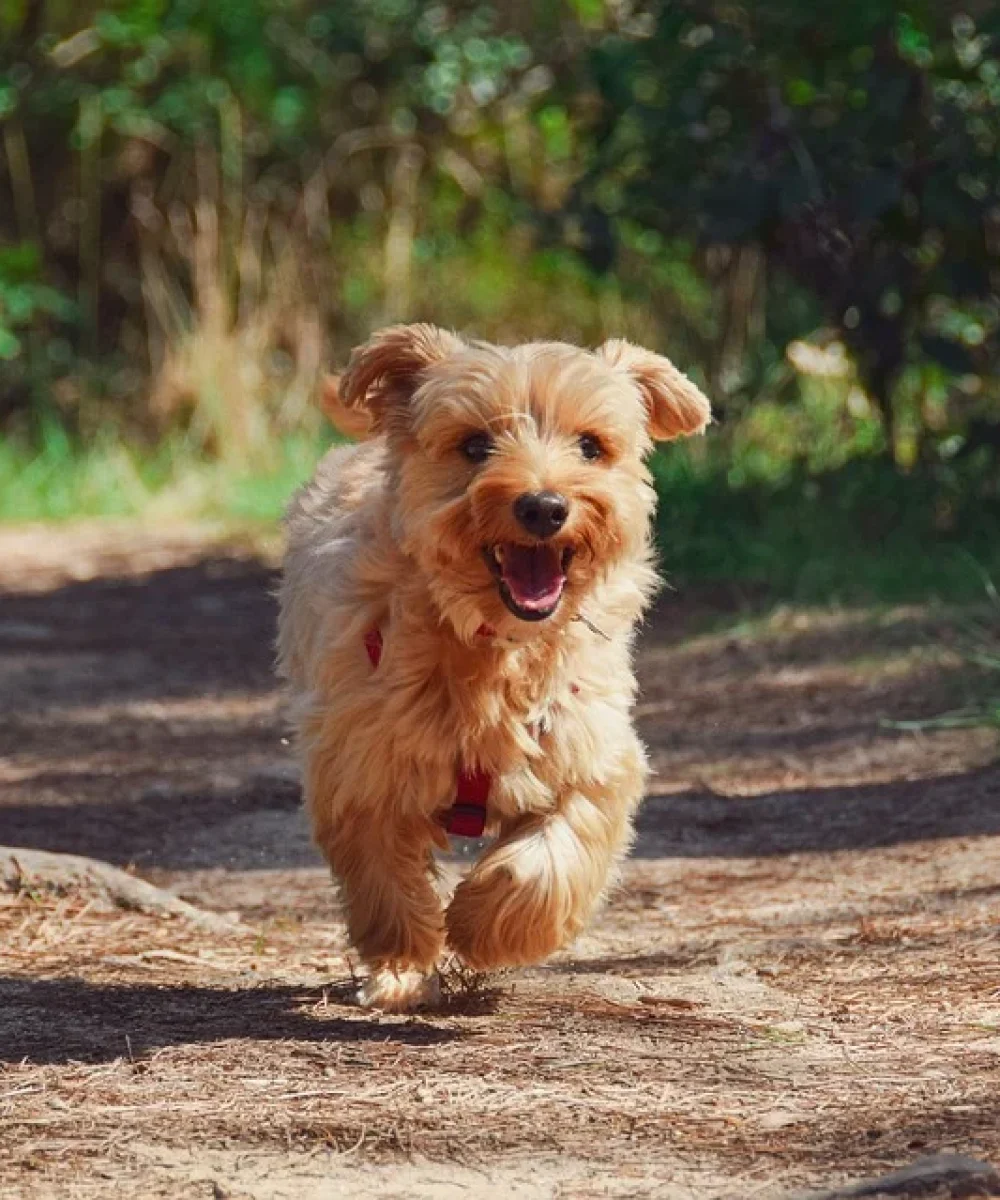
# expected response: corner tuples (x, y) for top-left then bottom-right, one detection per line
(351, 619), (639, 819)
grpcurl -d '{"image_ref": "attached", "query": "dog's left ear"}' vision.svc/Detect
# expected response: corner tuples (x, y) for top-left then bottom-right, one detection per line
(338, 323), (465, 432)
(596, 339), (712, 441)
(318, 375), (374, 440)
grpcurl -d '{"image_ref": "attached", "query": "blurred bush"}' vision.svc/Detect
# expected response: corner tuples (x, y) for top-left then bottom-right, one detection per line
(571, 0), (1000, 467)
(1, 0), (999, 521)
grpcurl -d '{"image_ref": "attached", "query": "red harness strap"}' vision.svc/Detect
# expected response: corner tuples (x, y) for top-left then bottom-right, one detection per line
(363, 627), (384, 669)
(363, 625), (491, 838)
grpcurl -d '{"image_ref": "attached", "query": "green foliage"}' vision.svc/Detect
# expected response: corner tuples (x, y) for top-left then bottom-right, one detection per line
(5, 1), (1000, 443)
(0, 0), (557, 421)
(573, 2), (1000, 448)
(652, 446), (1000, 604)
(0, 422), (325, 521)
(0, 243), (74, 362)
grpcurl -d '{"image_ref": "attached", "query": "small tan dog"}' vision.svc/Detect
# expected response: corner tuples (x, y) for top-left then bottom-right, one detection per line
(277, 325), (711, 1010)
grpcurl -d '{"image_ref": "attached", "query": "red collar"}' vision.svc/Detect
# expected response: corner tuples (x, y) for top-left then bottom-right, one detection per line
(363, 625), (492, 838)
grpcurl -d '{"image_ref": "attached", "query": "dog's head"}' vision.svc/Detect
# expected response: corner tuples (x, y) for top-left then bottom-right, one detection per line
(335, 324), (711, 640)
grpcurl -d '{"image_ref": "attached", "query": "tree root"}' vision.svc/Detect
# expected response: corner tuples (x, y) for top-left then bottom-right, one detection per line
(0, 846), (244, 935)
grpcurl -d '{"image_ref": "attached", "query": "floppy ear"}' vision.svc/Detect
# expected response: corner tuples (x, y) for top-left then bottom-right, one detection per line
(596, 339), (712, 441)
(318, 375), (374, 440)
(338, 323), (465, 432)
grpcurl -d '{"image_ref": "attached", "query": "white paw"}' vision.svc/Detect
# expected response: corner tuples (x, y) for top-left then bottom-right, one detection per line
(358, 968), (441, 1013)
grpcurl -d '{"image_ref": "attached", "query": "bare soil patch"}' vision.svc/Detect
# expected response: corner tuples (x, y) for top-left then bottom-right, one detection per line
(1, 525), (998, 1199)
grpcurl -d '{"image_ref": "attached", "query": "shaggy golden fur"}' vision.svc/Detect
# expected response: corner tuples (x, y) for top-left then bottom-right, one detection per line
(277, 325), (711, 1010)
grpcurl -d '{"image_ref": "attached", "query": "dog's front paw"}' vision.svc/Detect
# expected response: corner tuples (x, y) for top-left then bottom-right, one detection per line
(358, 967), (441, 1013)
(445, 867), (571, 972)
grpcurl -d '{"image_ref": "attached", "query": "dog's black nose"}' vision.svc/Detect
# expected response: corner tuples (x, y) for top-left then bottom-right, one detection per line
(513, 490), (569, 539)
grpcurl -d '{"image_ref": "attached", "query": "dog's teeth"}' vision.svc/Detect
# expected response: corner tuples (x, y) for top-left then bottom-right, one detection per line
(493, 546), (504, 563)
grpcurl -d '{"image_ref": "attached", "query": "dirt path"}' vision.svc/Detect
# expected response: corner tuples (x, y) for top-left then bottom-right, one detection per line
(1, 525), (998, 1199)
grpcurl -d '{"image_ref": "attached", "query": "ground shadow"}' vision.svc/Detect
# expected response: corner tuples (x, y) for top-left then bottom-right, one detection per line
(634, 764), (1000, 858)
(0, 770), (317, 870)
(636, 662), (987, 761)
(0, 557), (279, 710)
(642, 586), (993, 656)
(2, 554), (989, 710)
(0, 974), (464, 1066)
(2, 765), (996, 870)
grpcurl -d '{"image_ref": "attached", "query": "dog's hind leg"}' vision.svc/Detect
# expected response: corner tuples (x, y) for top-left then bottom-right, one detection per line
(312, 798), (446, 1011)
(444, 758), (643, 971)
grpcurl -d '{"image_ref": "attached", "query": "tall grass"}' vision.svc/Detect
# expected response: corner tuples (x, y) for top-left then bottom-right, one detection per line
(0, 422), (325, 523)
(138, 149), (328, 470)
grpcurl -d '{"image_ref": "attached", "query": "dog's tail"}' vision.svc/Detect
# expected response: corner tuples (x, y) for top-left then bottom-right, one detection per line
(319, 374), (373, 440)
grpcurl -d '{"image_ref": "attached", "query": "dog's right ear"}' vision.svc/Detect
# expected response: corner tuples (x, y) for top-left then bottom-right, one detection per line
(338, 324), (465, 433)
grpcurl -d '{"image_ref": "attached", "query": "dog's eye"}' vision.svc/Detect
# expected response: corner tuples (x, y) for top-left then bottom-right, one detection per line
(460, 433), (495, 464)
(578, 433), (604, 461)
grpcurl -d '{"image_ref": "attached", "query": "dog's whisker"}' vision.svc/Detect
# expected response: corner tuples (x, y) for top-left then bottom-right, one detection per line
(574, 613), (612, 641)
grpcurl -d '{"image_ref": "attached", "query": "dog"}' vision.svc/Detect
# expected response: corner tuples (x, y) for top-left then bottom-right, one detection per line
(277, 324), (711, 1010)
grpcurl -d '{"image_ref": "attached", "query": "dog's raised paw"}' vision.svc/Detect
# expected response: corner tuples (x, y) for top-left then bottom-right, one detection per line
(358, 967), (441, 1013)
(446, 867), (569, 972)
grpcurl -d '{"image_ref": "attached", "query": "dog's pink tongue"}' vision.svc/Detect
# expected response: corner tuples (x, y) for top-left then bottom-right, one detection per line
(501, 544), (565, 610)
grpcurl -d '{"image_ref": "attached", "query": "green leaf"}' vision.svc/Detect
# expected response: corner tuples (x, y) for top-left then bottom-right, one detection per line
(786, 78), (816, 106)
(0, 241), (42, 282)
(0, 327), (22, 360)
(568, 0), (605, 26)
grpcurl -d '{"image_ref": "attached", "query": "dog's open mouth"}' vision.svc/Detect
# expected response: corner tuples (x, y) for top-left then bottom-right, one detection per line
(484, 543), (573, 621)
